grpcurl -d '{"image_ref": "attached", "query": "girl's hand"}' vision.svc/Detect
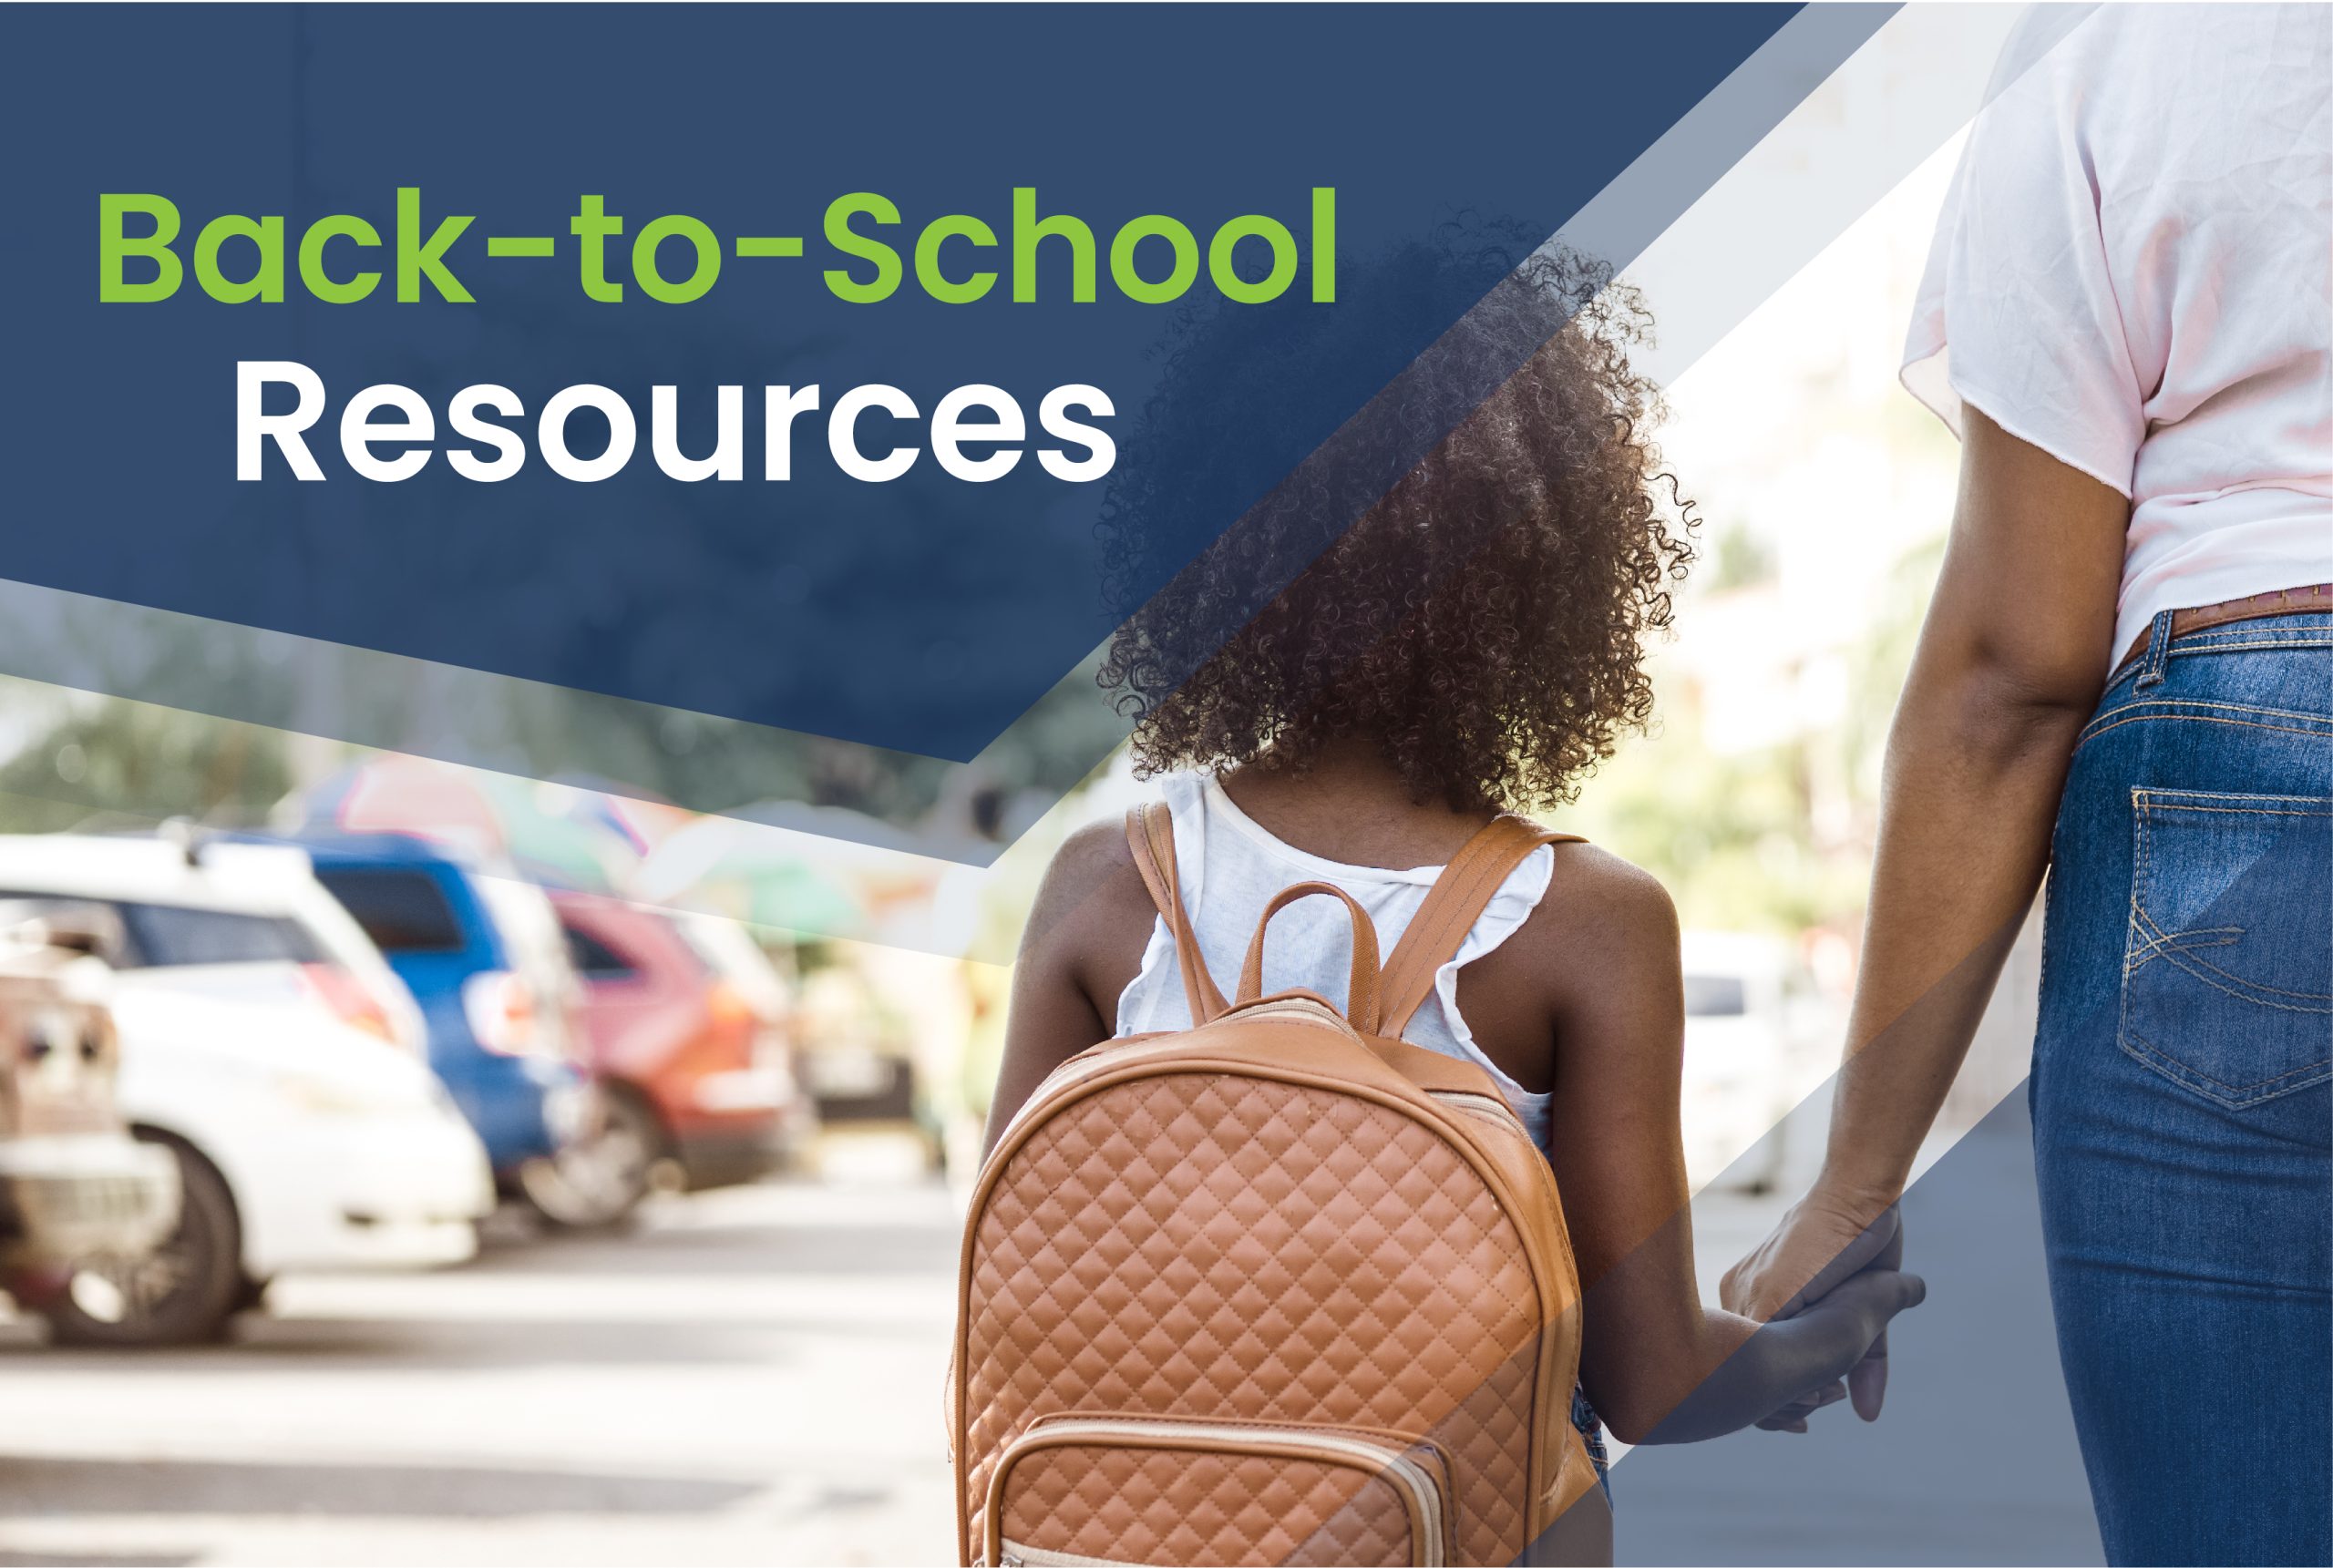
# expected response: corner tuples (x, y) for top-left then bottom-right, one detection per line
(1724, 1197), (1906, 1419)
(1645, 1258), (1925, 1444)
(1756, 1378), (1846, 1433)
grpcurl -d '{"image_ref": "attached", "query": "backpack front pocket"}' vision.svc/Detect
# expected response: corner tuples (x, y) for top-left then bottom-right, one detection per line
(983, 1416), (1453, 1567)
(2122, 789), (2332, 1108)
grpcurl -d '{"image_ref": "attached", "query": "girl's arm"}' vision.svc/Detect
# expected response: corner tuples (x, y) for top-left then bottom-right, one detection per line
(981, 823), (1154, 1157)
(1538, 856), (1924, 1444)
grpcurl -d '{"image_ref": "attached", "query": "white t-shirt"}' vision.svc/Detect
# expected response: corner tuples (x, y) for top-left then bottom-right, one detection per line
(1904, 4), (2332, 663)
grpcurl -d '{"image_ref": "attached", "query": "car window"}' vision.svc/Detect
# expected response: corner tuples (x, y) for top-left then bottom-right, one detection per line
(0, 892), (324, 969)
(313, 868), (467, 954)
(0, 896), (130, 965)
(117, 903), (324, 968)
(1682, 973), (1748, 1018)
(563, 923), (638, 981)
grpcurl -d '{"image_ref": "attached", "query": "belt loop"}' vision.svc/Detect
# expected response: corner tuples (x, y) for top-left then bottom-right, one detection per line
(2135, 609), (2176, 690)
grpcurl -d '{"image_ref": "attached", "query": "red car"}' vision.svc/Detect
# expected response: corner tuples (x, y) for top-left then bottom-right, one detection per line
(550, 892), (810, 1210)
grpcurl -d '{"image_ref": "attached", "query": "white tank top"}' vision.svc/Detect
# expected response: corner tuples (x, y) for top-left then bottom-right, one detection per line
(1112, 774), (1558, 1151)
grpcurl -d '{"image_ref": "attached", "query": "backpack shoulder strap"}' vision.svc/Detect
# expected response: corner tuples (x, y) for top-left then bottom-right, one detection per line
(1124, 802), (1229, 1024)
(1374, 815), (1583, 1039)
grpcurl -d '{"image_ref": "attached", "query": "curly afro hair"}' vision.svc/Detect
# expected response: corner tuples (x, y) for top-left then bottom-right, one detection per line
(1097, 229), (1695, 815)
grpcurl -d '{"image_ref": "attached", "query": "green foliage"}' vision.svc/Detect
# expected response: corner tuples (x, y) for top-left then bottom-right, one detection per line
(0, 689), (292, 834)
(1704, 527), (1778, 593)
(1843, 532), (1947, 795)
(1564, 531), (1946, 938)
(1568, 702), (1861, 934)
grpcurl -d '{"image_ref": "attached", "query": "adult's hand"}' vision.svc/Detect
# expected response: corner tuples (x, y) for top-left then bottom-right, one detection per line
(1724, 1199), (1904, 1420)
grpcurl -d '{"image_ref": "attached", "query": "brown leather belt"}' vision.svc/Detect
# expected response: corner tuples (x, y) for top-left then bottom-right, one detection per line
(2114, 582), (2333, 675)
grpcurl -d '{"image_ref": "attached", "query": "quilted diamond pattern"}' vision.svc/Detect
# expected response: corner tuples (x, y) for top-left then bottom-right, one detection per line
(962, 1070), (1546, 1564)
(1001, 1442), (1416, 1566)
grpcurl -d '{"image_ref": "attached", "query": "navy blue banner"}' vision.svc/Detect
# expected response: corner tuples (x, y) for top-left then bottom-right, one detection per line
(4, 4), (1800, 760)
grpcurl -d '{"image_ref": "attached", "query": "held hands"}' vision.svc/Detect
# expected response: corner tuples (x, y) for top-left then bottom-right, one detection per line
(1723, 1194), (1915, 1431)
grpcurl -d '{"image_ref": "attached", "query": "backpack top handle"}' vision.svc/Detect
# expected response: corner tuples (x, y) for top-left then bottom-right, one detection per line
(1233, 879), (1383, 1033)
(1126, 801), (1582, 1040)
(1373, 815), (1585, 1039)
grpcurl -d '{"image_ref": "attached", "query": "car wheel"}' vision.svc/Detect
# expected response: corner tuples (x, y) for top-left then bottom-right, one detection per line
(230, 1271), (273, 1315)
(43, 1135), (242, 1348)
(518, 1087), (662, 1230)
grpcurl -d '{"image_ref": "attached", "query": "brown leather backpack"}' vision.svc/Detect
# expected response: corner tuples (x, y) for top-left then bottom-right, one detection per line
(952, 804), (1604, 1566)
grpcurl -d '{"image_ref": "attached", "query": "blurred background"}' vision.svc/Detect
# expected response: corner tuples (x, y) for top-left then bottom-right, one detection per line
(0, 130), (2048, 1567)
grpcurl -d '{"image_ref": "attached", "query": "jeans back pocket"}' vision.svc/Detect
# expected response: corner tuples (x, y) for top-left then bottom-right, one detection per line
(2122, 789), (2333, 1109)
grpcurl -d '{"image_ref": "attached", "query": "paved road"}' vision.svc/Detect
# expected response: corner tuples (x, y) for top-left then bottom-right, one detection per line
(0, 1168), (966, 1567)
(0, 1139), (1806, 1568)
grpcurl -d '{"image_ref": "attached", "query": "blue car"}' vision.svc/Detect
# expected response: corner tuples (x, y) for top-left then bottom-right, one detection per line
(260, 835), (593, 1194)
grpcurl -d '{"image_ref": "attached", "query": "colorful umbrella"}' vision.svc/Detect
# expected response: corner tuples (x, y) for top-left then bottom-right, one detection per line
(629, 814), (872, 939)
(293, 756), (642, 892)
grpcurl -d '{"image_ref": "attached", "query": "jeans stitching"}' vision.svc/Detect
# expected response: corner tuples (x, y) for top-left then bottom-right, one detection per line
(2136, 610), (2175, 690)
(2133, 935), (2333, 1013)
(2115, 698), (2333, 724)
(2141, 804), (2333, 817)
(2101, 618), (2333, 695)
(2120, 805), (2148, 1071)
(2118, 1028), (2333, 1101)
(2076, 712), (2333, 755)
(2130, 804), (2333, 1004)
(2123, 921), (2245, 975)
(2139, 788), (2333, 809)
(2121, 804), (2333, 1107)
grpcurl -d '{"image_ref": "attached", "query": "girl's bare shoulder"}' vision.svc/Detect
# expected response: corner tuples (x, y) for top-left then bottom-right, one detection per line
(1543, 841), (1680, 939)
(1020, 818), (1160, 998)
(1497, 840), (1682, 1000)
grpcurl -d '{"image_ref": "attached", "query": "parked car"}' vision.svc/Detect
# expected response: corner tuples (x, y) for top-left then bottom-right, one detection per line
(674, 912), (818, 1165)
(52, 984), (494, 1346)
(550, 892), (809, 1213)
(0, 909), (179, 1288)
(0, 850), (496, 1348)
(280, 835), (628, 1225)
(792, 961), (941, 1169)
(1678, 930), (1827, 1194)
(0, 833), (427, 1058)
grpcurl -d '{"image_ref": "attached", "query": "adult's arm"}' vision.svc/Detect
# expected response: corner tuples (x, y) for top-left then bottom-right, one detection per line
(1721, 408), (2130, 1390)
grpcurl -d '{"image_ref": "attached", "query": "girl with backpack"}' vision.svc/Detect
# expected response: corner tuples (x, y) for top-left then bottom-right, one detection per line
(960, 241), (1922, 1566)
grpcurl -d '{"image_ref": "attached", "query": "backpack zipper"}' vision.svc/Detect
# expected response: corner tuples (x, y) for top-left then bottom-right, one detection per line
(1208, 993), (1360, 1036)
(1430, 1088), (1533, 1143)
(990, 1417), (1446, 1567)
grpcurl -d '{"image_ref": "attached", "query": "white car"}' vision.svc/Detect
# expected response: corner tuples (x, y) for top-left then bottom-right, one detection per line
(0, 835), (492, 1346)
(0, 834), (427, 1056)
(42, 989), (493, 1345)
(1678, 931), (1830, 1194)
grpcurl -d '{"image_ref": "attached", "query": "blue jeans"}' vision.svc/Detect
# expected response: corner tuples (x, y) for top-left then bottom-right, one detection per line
(2032, 610), (2333, 1567)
